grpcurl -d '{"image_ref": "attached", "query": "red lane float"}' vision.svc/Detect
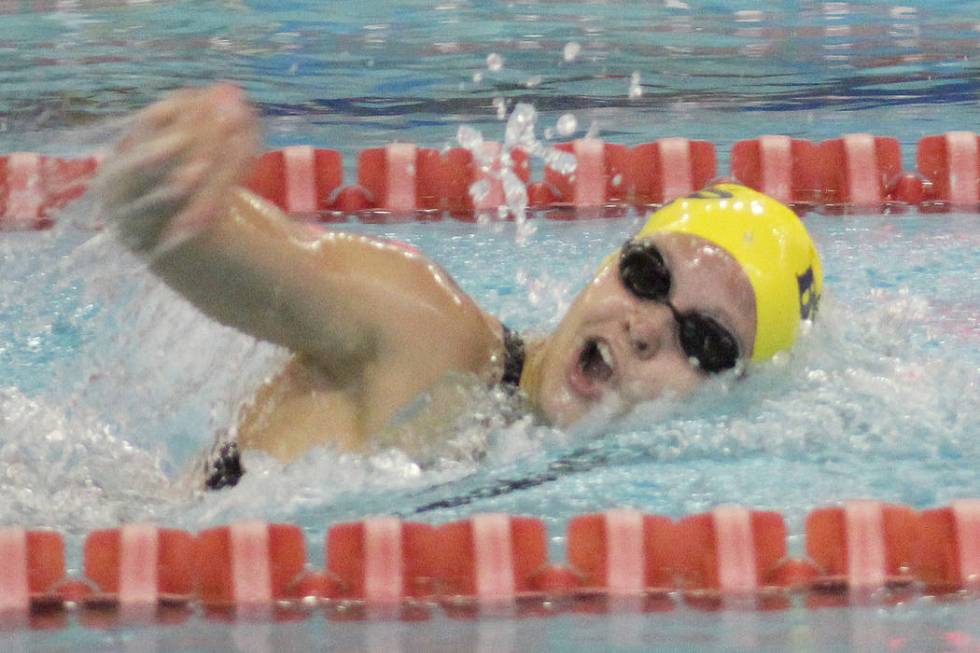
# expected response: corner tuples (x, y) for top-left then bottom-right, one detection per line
(913, 500), (980, 591)
(631, 137), (717, 206)
(5, 499), (980, 629)
(357, 144), (443, 217)
(566, 509), (674, 595)
(730, 136), (821, 207)
(438, 513), (548, 614)
(326, 516), (438, 610)
(0, 528), (65, 614)
(817, 134), (903, 209)
(83, 524), (195, 607)
(564, 508), (675, 612)
(0, 153), (98, 229)
(544, 139), (630, 209)
(194, 521), (308, 615)
(6, 131), (980, 231)
(1, 153), (45, 229)
(245, 146), (342, 215)
(806, 500), (917, 591)
(917, 131), (980, 208)
(674, 506), (799, 611)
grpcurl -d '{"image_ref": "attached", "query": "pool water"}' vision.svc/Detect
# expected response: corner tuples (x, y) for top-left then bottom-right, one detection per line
(2, 1), (980, 651)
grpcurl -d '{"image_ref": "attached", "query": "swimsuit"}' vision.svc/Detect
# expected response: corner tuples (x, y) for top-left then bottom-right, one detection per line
(499, 324), (526, 388)
(204, 325), (526, 491)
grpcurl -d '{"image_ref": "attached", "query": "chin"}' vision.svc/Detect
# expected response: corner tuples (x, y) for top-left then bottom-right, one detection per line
(538, 388), (590, 428)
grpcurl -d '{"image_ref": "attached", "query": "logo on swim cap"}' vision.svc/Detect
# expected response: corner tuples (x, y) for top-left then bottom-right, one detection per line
(686, 187), (735, 201)
(797, 267), (819, 321)
(635, 183), (823, 362)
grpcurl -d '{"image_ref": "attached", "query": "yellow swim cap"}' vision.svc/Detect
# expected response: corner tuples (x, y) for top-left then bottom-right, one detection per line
(635, 183), (822, 362)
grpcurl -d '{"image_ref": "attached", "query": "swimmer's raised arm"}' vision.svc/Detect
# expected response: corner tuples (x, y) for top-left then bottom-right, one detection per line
(98, 85), (500, 386)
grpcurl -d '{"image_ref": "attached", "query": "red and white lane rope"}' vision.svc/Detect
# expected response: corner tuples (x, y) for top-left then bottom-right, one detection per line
(0, 499), (978, 628)
(3, 131), (979, 230)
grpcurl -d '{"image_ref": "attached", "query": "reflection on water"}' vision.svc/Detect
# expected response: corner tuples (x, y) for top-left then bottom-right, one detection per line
(1, 1), (979, 155)
(2, 598), (979, 653)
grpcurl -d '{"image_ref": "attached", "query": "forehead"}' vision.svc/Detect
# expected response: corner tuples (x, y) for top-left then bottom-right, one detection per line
(641, 231), (757, 353)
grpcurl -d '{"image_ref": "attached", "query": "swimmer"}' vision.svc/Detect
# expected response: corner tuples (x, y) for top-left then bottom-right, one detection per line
(96, 84), (822, 489)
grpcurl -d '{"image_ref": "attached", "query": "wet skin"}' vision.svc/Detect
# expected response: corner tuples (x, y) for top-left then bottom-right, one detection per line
(525, 233), (757, 427)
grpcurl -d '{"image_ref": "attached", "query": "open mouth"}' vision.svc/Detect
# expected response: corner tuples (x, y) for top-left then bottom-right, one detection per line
(580, 338), (615, 382)
(569, 337), (616, 399)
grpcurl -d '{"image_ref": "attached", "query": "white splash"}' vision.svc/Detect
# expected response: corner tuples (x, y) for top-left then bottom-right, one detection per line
(456, 103), (578, 238)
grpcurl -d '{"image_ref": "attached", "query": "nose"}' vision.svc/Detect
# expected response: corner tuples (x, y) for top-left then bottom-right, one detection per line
(625, 302), (675, 360)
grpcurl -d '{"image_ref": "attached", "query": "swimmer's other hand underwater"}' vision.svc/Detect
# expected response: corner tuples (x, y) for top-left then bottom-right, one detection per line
(94, 84), (823, 489)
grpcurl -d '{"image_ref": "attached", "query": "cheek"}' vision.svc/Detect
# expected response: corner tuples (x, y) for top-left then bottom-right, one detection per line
(538, 385), (587, 428)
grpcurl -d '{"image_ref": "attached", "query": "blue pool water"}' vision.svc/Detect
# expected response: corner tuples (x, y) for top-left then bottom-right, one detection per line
(1, 1), (980, 651)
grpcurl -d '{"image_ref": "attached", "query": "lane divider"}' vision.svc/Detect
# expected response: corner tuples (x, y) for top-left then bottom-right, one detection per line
(3, 132), (979, 230)
(0, 500), (978, 628)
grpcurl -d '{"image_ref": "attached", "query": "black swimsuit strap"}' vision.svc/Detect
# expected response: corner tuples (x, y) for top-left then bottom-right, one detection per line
(500, 324), (526, 389)
(204, 441), (244, 490)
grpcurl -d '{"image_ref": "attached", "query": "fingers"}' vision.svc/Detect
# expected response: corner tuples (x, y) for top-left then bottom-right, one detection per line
(109, 182), (206, 253)
(98, 131), (196, 204)
(100, 84), (261, 255)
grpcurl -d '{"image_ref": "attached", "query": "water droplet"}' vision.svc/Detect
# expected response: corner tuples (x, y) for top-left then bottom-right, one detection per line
(629, 71), (643, 98)
(543, 148), (577, 175)
(563, 42), (581, 62)
(493, 97), (508, 120)
(486, 52), (504, 71)
(556, 114), (577, 137)
(505, 103), (538, 147)
(457, 125), (484, 150)
(469, 180), (491, 203)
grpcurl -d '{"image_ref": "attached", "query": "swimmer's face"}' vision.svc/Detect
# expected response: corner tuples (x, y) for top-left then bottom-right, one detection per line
(534, 232), (757, 427)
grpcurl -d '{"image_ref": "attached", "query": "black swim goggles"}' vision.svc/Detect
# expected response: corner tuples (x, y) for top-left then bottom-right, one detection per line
(618, 239), (741, 374)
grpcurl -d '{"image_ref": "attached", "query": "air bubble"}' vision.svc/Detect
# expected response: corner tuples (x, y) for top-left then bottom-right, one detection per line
(563, 42), (581, 62)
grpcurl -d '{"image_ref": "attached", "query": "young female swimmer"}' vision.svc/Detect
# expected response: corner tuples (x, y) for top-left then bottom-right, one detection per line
(96, 84), (823, 489)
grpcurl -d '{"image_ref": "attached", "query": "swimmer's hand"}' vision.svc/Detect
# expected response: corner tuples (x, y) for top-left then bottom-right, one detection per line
(97, 84), (260, 257)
